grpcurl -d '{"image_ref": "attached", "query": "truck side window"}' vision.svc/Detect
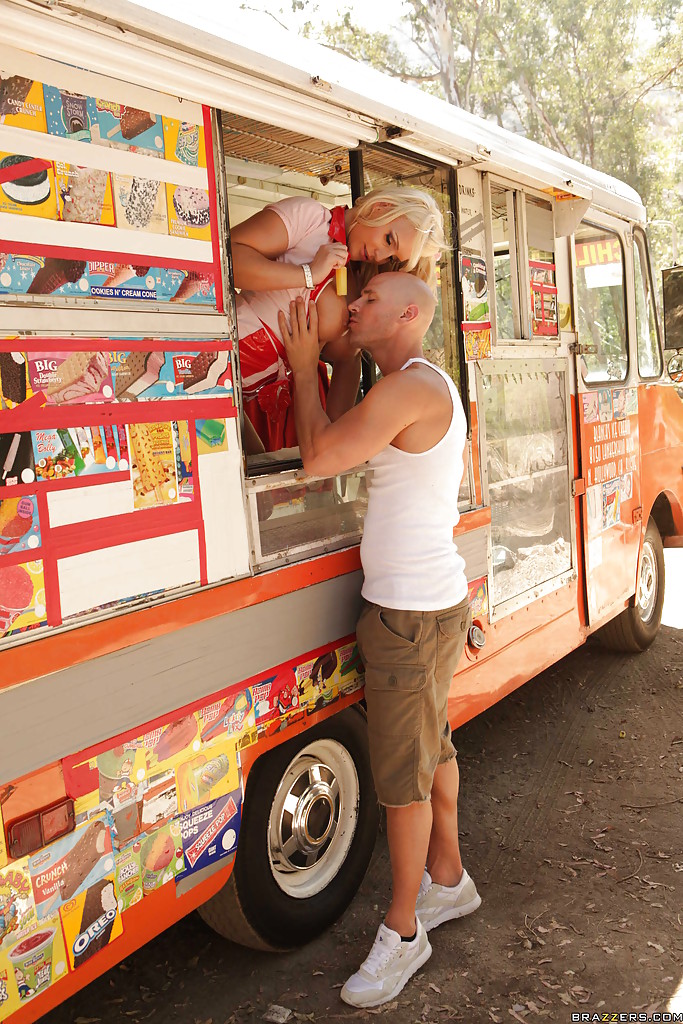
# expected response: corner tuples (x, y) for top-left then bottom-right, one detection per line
(490, 185), (517, 340)
(634, 230), (662, 379)
(574, 224), (628, 383)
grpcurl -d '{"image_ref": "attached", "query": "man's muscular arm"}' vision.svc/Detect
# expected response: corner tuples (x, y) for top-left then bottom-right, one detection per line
(280, 298), (421, 477)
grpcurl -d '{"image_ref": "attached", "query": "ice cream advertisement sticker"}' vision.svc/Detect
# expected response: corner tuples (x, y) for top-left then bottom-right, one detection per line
(0, 153), (57, 219)
(0, 78), (47, 133)
(176, 789), (242, 879)
(29, 352), (114, 405)
(28, 817), (114, 920)
(0, 559), (46, 640)
(92, 103), (163, 154)
(0, 497), (41, 557)
(60, 873), (122, 971)
(0, 862), (38, 951)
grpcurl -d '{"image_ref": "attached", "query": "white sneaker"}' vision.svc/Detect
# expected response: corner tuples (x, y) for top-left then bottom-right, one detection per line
(416, 868), (481, 932)
(340, 918), (432, 1008)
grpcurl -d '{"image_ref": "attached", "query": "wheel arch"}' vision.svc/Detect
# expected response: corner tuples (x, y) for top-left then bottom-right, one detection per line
(646, 490), (683, 543)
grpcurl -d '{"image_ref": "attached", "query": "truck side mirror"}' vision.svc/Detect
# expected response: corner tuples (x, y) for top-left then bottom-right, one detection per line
(662, 265), (683, 349)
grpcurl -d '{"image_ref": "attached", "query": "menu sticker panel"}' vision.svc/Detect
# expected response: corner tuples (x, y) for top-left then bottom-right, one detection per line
(92, 102), (164, 155)
(176, 789), (242, 880)
(0, 496), (41, 556)
(44, 86), (97, 143)
(29, 351), (114, 405)
(0, 352), (27, 407)
(0, 153), (58, 220)
(163, 118), (206, 168)
(28, 816), (115, 920)
(54, 163), (116, 226)
(59, 873), (122, 972)
(0, 254), (216, 305)
(165, 183), (211, 241)
(128, 422), (178, 509)
(112, 171), (168, 234)
(0, 913), (67, 1016)
(0, 432), (35, 488)
(0, 559), (46, 639)
(0, 78), (47, 133)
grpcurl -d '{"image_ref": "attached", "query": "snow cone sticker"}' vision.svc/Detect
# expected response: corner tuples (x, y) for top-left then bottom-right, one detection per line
(8, 927), (55, 1001)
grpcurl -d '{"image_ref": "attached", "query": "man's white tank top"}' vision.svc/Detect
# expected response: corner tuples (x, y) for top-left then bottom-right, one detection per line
(360, 357), (468, 611)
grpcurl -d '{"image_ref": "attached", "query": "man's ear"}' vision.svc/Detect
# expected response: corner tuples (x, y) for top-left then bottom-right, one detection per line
(399, 303), (420, 323)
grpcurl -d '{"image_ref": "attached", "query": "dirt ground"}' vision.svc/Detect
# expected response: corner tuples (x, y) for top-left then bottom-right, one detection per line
(45, 581), (682, 1024)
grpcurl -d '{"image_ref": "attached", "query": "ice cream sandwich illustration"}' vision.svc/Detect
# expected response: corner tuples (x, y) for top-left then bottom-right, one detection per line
(114, 350), (163, 401)
(0, 351), (27, 404)
(0, 77), (33, 118)
(43, 351), (112, 405)
(182, 350), (229, 394)
(58, 820), (108, 901)
(27, 258), (86, 295)
(0, 155), (52, 205)
(72, 877), (118, 969)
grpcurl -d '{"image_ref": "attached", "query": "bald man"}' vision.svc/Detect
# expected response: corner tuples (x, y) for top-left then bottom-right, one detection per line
(280, 273), (480, 1008)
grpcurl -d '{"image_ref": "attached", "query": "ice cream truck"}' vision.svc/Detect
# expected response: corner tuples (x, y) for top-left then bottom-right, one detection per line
(0, 2), (681, 1020)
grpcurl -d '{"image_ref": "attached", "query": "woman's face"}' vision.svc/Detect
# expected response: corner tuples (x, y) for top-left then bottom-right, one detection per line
(348, 209), (418, 265)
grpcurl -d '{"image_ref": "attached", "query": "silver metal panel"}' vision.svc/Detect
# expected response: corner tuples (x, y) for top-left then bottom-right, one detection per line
(0, 571), (363, 786)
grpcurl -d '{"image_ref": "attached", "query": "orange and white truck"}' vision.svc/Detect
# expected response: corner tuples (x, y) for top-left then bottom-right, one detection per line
(0, 2), (681, 1021)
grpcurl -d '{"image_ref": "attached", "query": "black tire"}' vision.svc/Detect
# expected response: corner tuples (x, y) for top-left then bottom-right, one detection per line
(598, 518), (665, 652)
(198, 706), (379, 950)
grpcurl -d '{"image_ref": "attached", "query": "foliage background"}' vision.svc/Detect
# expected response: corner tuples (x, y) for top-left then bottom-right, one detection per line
(248, 0), (682, 284)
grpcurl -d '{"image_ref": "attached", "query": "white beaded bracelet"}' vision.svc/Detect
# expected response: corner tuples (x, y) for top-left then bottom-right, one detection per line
(302, 263), (314, 289)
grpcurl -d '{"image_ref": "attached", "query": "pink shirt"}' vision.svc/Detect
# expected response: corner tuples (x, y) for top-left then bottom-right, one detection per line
(235, 196), (333, 343)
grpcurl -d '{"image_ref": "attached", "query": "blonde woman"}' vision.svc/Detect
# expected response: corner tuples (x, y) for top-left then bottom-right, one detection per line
(230, 186), (447, 452)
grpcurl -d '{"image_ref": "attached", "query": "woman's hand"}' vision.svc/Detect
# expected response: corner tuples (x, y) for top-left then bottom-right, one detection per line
(310, 242), (348, 286)
(279, 297), (321, 376)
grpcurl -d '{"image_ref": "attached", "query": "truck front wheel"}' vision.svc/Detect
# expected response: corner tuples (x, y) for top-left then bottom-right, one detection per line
(598, 518), (665, 652)
(198, 706), (379, 950)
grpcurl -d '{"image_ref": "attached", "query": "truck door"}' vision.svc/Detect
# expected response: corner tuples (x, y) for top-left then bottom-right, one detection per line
(572, 221), (642, 624)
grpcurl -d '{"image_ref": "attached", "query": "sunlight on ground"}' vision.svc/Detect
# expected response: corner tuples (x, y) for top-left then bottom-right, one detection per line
(662, 549), (682, 629)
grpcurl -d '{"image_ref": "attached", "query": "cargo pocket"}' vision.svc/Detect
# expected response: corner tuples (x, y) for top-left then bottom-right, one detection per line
(364, 663), (427, 739)
(364, 663), (428, 805)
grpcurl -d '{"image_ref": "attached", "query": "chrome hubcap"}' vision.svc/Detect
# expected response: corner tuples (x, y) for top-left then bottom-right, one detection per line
(268, 739), (359, 899)
(637, 540), (657, 623)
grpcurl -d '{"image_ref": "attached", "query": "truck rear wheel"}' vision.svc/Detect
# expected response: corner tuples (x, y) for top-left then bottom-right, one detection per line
(598, 518), (665, 652)
(198, 706), (379, 950)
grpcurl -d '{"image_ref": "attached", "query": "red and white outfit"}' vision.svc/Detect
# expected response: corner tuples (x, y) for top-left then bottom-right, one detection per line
(236, 196), (347, 451)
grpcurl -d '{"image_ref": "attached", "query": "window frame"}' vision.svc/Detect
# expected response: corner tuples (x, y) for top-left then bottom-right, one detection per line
(633, 226), (663, 381)
(572, 218), (630, 387)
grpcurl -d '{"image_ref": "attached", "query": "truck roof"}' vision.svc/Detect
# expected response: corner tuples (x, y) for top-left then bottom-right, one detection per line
(2, 0), (646, 223)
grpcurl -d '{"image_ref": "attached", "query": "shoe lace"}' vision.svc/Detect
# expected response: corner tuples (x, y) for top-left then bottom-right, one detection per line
(363, 935), (398, 977)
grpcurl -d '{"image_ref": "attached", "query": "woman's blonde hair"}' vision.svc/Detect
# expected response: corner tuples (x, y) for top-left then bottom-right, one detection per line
(350, 185), (449, 293)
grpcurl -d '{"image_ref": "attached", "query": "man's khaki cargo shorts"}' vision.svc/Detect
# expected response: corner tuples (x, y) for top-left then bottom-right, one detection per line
(356, 595), (471, 807)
